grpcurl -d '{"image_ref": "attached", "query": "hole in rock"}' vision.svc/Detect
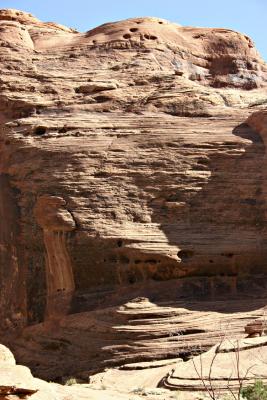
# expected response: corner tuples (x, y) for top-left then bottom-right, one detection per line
(144, 34), (158, 40)
(34, 126), (47, 136)
(158, 21), (163, 24)
(209, 260), (214, 263)
(181, 328), (206, 335)
(145, 259), (157, 264)
(128, 276), (136, 284)
(58, 126), (68, 133)
(123, 33), (131, 39)
(130, 28), (138, 32)
(117, 240), (123, 247)
(94, 95), (110, 103)
(178, 250), (194, 260)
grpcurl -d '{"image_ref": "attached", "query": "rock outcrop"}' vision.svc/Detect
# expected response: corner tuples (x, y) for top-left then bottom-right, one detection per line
(247, 109), (267, 136)
(0, 344), (38, 397)
(0, 8), (267, 381)
(163, 336), (267, 392)
(0, 344), (173, 400)
(2, 339), (267, 400)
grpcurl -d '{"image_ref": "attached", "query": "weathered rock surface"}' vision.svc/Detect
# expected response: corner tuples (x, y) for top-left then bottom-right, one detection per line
(2, 339), (267, 400)
(247, 109), (267, 136)
(244, 319), (266, 337)
(0, 344), (38, 397)
(0, 344), (173, 400)
(1, 7), (267, 384)
(8, 295), (266, 382)
(163, 336), (267, 392)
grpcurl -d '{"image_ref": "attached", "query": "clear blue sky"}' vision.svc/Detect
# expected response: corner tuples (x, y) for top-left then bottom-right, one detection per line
(0, 0), (266, 60)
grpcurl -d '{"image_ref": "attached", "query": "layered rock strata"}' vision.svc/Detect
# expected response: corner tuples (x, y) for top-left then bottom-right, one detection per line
(0, 8), (267, 379)
(163, 336), (267, 392)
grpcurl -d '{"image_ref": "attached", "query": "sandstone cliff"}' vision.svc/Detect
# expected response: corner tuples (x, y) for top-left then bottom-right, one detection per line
(0, 8), (267, 381)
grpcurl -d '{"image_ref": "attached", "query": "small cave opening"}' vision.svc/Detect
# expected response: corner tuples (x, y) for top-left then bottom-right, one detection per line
(123, 33), (131, 39)
(94, 95), (110, 103)
(117, 239), (123, 247)
(128, 276), (136, 284)
(144, 259), (157, 264)
(129, 28), (138, 32)
(178, 249), (194, 261)
(144, 34), (158, 40)
(179, 328), (206, 336)
(34, 126), (47, 136)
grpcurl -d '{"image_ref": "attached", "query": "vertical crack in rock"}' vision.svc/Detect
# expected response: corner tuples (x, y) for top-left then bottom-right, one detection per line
(34, 195), (76, 321)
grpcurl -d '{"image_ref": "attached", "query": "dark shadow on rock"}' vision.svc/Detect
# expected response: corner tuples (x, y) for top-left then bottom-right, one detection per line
(120, 118), (267, 305)
(66, 118), (267, 314)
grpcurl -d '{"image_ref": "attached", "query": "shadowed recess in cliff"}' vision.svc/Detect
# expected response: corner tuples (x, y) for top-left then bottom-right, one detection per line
(126, 120), (267, 293)
(0, 174), (27, 330)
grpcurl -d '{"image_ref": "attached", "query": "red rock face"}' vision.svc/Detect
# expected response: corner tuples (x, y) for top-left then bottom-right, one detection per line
(1, 8), (267, 379)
